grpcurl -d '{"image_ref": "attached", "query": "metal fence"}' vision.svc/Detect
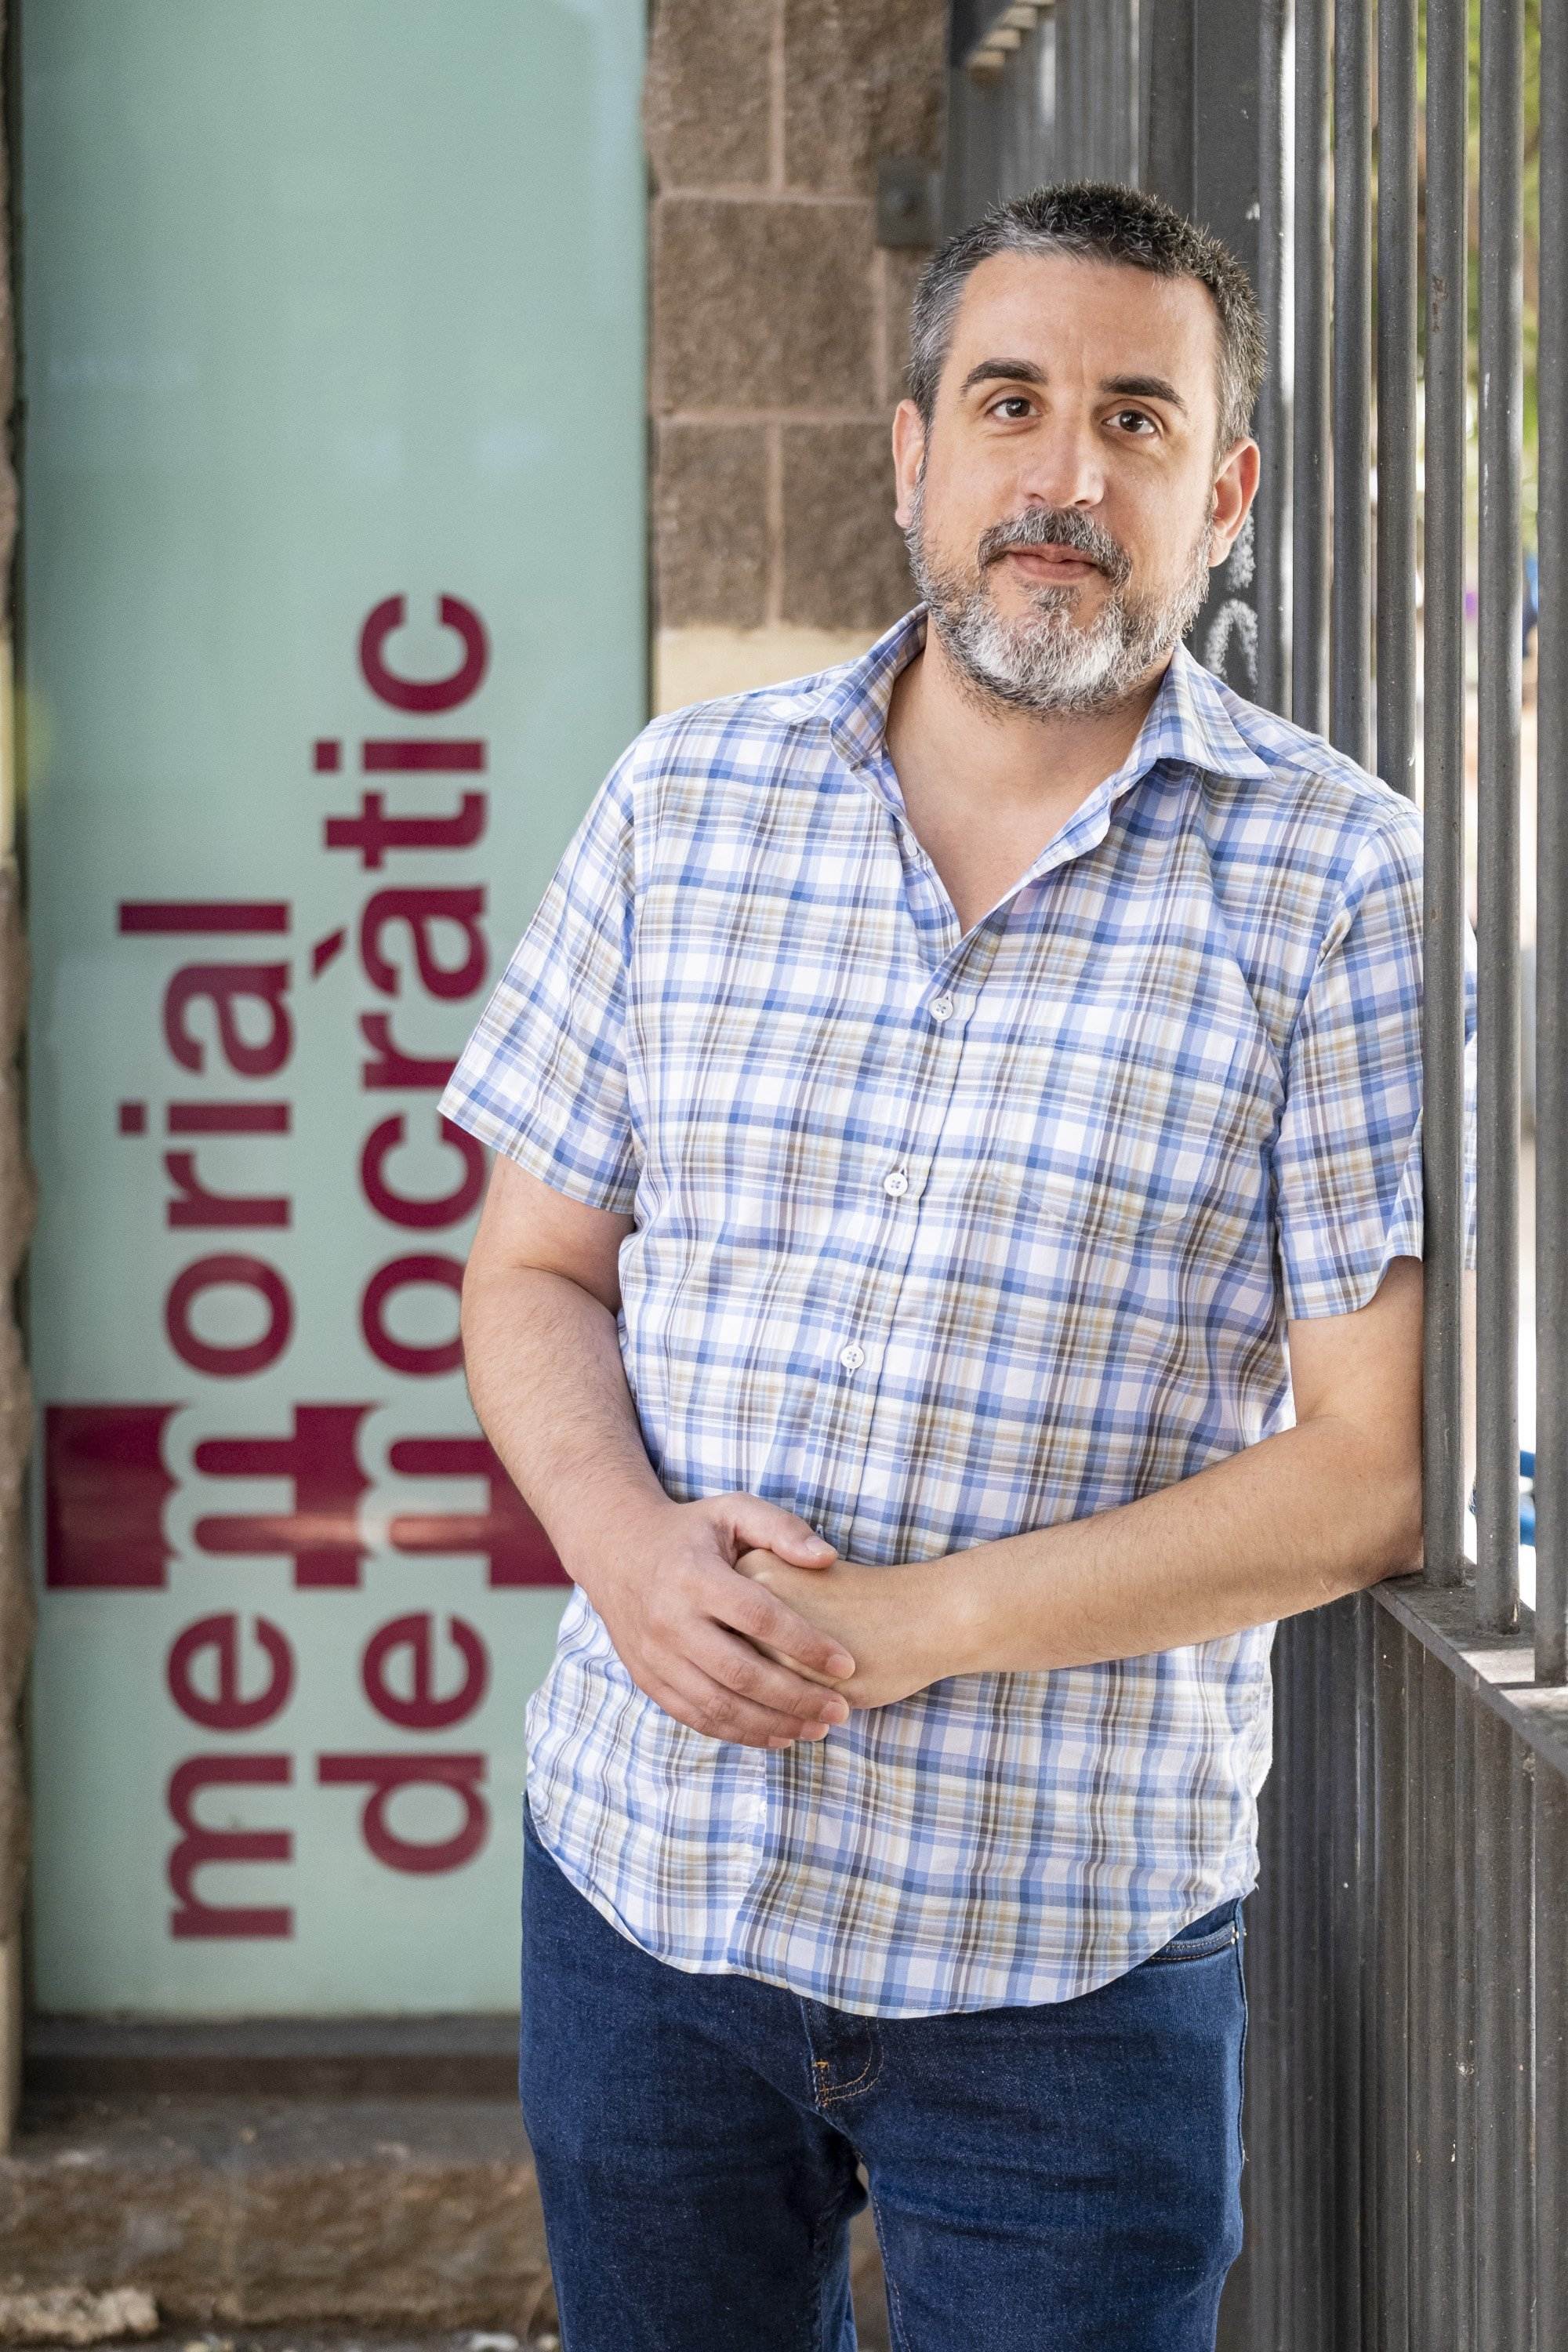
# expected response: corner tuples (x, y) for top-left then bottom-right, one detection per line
(945, 2), (1565, 2342)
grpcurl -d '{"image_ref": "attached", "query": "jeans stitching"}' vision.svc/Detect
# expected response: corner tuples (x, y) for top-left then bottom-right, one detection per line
(1142, 1920), (1240, 1964)
(818, 2037), (884, 2107)
(866, 2182), (911, 2352)
(804, 2168), (846, 2352)
(1234, 1927), (1249, 2175)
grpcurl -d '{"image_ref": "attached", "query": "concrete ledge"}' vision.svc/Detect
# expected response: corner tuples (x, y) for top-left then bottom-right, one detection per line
(1, 2093), (893, 2345)
(0, 2096), (550, 2330)
(24, 2018), (521, 2104)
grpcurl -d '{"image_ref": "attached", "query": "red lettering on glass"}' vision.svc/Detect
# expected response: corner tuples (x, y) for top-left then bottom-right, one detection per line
(120, 901), (289, 935)
(361, 1256), (464, 1376)
(358, 593), (488, 713)
(361, 741), (486, 773)
(387, 1434), (568, 1586)
(167, 1755), (292, 1939)
(166, 1254), (293, 1377)
(165, 1151), (289, 1231)
(360, 1115), (484, 1230)
(168, 1102), (291, 1134)
(325, 792), (486, 871)
(358, 888), (486, 1000)
(44, 1403), (177, 1589)
(192, 1404), (372, 1588)
(359, 1013), (456, 1092)
(168, 1613), (294, 1732)
(361, 1612), (488, 1731)
(317, 1751), (488, 1874)
(164, 964), (292, 1077)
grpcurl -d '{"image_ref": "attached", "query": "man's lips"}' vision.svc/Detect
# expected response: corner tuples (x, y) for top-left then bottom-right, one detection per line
(995, 545), (1102, 577)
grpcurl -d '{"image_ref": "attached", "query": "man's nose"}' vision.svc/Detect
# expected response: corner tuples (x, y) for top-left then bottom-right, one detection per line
(1014, 418), (1105, 510)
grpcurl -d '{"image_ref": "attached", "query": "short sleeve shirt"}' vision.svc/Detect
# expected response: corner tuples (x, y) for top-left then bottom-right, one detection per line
(441, 605), (1479, 2018)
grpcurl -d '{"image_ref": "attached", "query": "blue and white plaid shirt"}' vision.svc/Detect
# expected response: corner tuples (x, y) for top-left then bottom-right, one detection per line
(442, 604), (1478, 2018)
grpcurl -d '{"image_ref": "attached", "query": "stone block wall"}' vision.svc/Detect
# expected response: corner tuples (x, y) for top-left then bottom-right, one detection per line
(644, 0), (949, 711)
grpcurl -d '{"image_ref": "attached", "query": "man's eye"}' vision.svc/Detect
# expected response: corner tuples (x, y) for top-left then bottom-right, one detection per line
(1113, 409), (1157, 435)
(989, 397), (1034, 420)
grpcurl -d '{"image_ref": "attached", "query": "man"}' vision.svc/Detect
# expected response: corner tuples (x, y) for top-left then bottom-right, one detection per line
(441, 182), (1477, 2351)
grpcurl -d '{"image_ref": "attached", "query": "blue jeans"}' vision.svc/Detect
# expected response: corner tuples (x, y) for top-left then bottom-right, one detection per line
(520, 1791), (1247, 2352)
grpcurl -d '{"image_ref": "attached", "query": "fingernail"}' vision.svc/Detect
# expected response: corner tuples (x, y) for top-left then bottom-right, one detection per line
(828, 1651), (855, 1676)
(768, 1734), (794, 1748)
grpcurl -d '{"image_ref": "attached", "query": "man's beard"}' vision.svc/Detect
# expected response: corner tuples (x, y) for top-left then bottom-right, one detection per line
(902, 481), (1215, 717)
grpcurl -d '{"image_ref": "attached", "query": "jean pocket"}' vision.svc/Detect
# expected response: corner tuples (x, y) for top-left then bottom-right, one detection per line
(1139, 1894), (1242, 1964)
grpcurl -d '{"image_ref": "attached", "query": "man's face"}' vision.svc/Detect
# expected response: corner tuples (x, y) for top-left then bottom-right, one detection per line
(892, 249), (1258, 714)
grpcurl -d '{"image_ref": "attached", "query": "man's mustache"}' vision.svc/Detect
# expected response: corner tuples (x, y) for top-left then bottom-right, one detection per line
(977, 506), (1133, 587)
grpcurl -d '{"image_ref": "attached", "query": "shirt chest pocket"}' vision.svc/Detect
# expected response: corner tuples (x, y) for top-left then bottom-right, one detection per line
(1008, 1018), (1272, 1254)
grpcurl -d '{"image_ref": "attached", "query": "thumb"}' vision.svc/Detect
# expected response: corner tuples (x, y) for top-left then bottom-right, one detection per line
(724, 1495), (838, 1569)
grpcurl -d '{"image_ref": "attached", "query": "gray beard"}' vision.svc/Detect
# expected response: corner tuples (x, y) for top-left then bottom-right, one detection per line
(902, 486), (1215, 718)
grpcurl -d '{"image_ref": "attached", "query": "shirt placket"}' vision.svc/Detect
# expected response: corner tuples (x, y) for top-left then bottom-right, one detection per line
(807, 762), (1136, 1559)
(789, 793), (1007, 1546)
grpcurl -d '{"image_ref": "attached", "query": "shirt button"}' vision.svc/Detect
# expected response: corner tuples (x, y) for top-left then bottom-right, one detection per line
(882, 1168), (909, 1196)
(931, 993), (955, 1022)
(838, 1342), (866, 1371)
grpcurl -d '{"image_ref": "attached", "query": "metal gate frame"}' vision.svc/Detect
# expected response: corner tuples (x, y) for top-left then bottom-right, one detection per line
(943, 5), (1565, 2341)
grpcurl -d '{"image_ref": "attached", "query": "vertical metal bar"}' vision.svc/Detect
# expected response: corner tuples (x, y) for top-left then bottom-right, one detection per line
(1406, 1642), (1428, 2348)
(1474, 0), (1523, 1635)
(1374, 1614), (1410, 2349)
(1421, 1657), (1461, 2347)
(1305, 1606), (1329, 2347)
(1474, 1705), (1510, 2348)
(1297, 1607), (1322, 2343)
(1291, 0), (1329, 732)
(1022, 21), (1044, 191)
(1282, 1618), (1306, 2342)
(1106, 0), (1130, 185)
(1510, 1740), (1534, 2348)
(1329, 0), (1371, 764)
(1374, 0), (1417, 801)
(1422, 0), (1472, 1595)
(1538, 1763), (1568, 2347)
(1134, 0), (1152, 186)
(1454, 1684), (1478, 2347)
(1254, 0), (1291, 718)
(1354, 1598), (1378, 2348)
(1537, 0), (1568, 1683)
(1087, 0), (1108, 176)
(1330, 1599), (1364, 2350)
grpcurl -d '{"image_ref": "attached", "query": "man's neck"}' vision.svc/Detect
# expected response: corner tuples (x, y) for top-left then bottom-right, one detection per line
(884, 617), (1172, 826)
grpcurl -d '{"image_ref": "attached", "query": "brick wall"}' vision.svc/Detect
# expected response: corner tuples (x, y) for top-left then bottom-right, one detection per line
(644, 0), (949, 711)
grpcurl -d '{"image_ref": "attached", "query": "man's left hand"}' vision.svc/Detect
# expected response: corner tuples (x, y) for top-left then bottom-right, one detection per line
(731, 1547), (970, 1711)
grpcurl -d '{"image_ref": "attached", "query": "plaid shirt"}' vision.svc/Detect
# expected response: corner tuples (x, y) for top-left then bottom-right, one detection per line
(441, 605), (1478, 2018)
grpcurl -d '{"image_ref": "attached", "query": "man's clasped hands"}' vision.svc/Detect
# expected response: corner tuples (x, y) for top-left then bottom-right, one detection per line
(575, 1486), (980, 1751)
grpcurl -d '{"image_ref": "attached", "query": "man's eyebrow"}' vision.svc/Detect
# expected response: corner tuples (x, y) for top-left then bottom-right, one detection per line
(956, 358), (1191, 420)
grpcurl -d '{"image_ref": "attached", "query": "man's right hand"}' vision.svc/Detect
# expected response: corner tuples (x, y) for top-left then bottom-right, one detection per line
(572, 1492), (858, 1749)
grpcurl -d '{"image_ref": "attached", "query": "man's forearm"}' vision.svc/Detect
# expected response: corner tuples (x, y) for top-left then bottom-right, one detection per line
(947, 1415), (1424, 1676)
(461, 1264), (670, 1576)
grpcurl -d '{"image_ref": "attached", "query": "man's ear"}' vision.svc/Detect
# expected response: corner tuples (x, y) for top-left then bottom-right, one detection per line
(1208, 436), (1261, 565)
(892, 398), (926, 530)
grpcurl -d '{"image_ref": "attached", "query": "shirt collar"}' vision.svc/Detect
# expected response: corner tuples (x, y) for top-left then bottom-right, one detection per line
(791, 603), (1273, 791)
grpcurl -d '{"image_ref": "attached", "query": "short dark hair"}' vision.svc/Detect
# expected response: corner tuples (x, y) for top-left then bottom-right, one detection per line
(906, 180), (1267, 463)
